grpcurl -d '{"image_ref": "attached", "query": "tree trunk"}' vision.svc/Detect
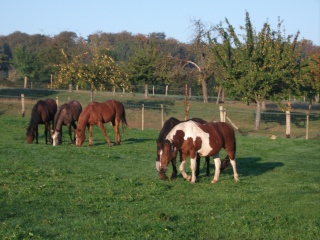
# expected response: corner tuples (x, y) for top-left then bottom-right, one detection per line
(201, 76), (208, 103)
(286, 111), (291, 138)
(255, 101), (261, 130)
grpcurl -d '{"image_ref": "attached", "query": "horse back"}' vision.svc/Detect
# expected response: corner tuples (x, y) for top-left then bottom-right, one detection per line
(204, 122), (236, 158)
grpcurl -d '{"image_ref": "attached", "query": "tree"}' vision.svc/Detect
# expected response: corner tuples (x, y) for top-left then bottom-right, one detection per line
(209, 11), (302, 129)
(54, 47), (128, 90)
(189, 19), (216, 103)
(11, 45), (36, 80)
(125, 40), (165, 92)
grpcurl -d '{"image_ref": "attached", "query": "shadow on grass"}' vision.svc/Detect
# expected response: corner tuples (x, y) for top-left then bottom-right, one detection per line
(198, 157), (284, 177)
(88, 138), (154, 146)
(237, 157), (284, 176)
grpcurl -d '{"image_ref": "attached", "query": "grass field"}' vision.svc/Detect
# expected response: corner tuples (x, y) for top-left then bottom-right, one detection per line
(0, 111), (319, 239)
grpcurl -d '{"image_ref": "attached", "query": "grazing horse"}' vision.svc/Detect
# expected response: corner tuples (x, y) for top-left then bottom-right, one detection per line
(52, 100), (82, 146)
(75, 100), (127, 147)
(158, 121), (239, 183)
(26, 98), (57, 144)
(156, 117), (210, 180)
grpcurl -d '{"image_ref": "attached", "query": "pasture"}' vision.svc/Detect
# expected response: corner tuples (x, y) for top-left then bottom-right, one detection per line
(0, 112), (319, 239)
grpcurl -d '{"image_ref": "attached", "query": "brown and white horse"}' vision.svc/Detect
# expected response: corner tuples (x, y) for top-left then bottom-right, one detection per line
(158, 121), (239, 183)
(156, 117), (210, 180)
(75, 100), (127, 147)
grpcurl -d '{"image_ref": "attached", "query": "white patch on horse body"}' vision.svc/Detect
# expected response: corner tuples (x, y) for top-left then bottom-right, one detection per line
(166, 121), (212, 156)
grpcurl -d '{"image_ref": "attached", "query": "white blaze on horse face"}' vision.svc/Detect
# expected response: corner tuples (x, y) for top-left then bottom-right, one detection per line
(156, 161), (161, 172)
(52, 131), (59, 146)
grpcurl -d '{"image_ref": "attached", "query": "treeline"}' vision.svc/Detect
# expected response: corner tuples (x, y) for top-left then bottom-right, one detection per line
(0, 30), (213, 96)
(0, 12), (319, 110)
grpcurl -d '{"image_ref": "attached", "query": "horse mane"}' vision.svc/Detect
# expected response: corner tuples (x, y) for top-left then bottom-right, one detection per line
(157, 117), (180, 143)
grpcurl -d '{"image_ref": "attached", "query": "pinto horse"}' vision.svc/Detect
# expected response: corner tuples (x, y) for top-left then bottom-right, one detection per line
(156, 117), (210, 180)
(52, 100), (82, 146)
(75, 100), (127, 147)
(26, 98), (57, 144)
(158, 121), (239, 183)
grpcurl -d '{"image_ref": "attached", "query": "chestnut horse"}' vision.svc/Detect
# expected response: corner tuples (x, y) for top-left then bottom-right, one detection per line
(52, 100), (82, 146)
(26, 98), (57, 144)
(75, 100), (127, 146)
(158, 121), (239, 183)
(156, 117), (210, 180)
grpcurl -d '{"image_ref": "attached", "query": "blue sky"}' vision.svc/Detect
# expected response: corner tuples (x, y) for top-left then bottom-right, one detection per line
(1, 0), (319, 45)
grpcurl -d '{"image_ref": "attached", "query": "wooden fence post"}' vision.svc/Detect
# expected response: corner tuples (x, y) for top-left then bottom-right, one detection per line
(24, 76), (27, 88)
(286, 111), (291, 138)
(21, 94), (25, 117)
(161, 104), (164, 127)
(306, 111), (309, 140)
(219, 106), (226, 122)
(50, 74), (53, 89)
(144, 84), (148, 99)
(153, 86), (155, 96)
(113, 86), (115, 95)
(142, 104), (144, 131)
(56, 96), (59, 107)
(165, 85), (168, 97)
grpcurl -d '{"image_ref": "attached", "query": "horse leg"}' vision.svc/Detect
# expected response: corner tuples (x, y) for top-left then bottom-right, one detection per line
(113, 120), (120, 145)
(179, 153), (190, 181)
(230, 159), (239, 182)
(68, 125), (73, 144)
(88, 125), (93, 146)
(211, 154), (221, 184)
(171, 156), (177, 179)
(97, 122), (111, 147)
(196, 155), (200, 178)
(205, 156), (210, 176)
(71, 122), (77, 143)
(190, 156), (197, 183)
(35, 127), (39, 144)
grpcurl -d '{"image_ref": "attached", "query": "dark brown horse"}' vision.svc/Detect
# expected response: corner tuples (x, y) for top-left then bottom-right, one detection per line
(52, 100), (82, 146)
(26, 98), (57, 144)
(158, 121), (238, 183)
(75, 100), (127, 146)
(156, 117), (210, 180)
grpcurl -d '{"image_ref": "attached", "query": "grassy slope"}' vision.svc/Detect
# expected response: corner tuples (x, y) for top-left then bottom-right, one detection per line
(0, 114), (319, 239)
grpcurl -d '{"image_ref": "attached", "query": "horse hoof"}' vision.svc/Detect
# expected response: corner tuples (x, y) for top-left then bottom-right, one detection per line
(211, 180), (218, 184)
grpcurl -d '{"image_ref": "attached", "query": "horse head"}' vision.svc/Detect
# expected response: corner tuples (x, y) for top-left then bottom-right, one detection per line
(52, 130), (60, 146)
(26, 127), (35, 144)
(75, 128), (85, 146)
(157, 140), (177, 177)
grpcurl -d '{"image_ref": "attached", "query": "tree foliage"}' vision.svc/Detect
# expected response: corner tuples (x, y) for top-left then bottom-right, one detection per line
(54, 47), (128, 90)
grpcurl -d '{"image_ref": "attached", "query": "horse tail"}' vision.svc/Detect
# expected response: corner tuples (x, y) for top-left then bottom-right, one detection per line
(120, 105), (128, 129)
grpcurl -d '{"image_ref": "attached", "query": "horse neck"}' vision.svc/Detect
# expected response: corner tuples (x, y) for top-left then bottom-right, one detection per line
(28, 107), (40, 129)
(53, 112), (64, 131)
(77, 111), (89, 130)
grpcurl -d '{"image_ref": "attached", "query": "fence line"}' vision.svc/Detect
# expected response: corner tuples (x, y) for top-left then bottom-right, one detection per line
(0, 93), (319, 140)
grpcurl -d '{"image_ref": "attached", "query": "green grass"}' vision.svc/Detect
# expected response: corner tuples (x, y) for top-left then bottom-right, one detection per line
(0, 114), (319, 239)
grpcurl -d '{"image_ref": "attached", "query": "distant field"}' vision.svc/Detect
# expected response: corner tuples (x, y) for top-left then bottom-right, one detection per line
(0, 109), (319, 239)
